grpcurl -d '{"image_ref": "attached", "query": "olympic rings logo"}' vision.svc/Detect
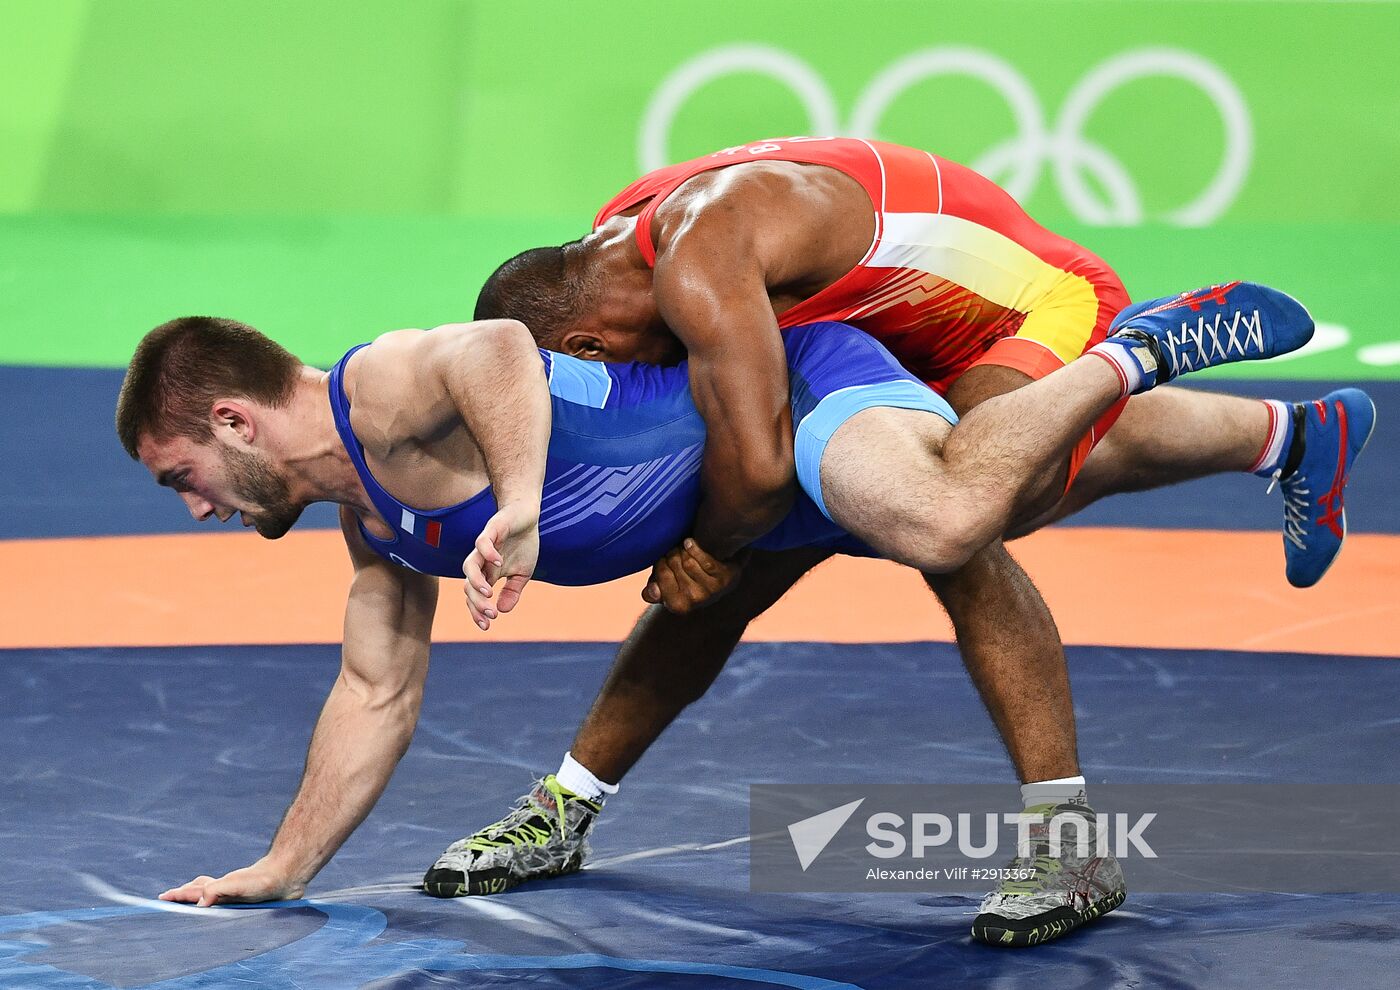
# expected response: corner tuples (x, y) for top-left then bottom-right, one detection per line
(639, 45), (1252, 226)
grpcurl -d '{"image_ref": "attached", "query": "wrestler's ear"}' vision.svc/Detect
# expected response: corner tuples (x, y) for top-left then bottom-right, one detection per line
(210, 399), (257, 444)
(559, 330), (607, 360)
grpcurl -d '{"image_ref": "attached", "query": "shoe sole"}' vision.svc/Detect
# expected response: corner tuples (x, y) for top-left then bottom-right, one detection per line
(1289, 390), (1378, 589)
(970, 887), (1126, 947)
(422, 850), (586, 899)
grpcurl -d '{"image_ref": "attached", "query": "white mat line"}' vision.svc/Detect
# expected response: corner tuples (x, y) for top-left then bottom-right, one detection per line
(78, 872), (250, 917)
(590, 831), (781, 868)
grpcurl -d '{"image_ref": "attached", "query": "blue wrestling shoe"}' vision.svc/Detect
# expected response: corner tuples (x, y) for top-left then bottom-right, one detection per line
(1273, 389), (1377, 588)
(1107, 282), (1315, 392)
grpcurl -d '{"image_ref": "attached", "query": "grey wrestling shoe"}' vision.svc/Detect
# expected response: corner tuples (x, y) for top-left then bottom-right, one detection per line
(422, 774), (602, 898)
(970, 800), (1126, 947)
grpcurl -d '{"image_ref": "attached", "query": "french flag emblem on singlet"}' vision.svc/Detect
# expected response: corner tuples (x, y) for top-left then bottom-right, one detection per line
(400, 509), (442, 548)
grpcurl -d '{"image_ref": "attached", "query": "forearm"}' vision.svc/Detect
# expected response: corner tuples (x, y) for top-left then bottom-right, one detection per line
(691, 477), (794, 558)
(688, 360), (797, 557)
(264, 676), (420, 886)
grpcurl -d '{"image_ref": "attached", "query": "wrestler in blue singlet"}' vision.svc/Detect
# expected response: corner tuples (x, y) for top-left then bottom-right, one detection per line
(327, 322), (957, 584)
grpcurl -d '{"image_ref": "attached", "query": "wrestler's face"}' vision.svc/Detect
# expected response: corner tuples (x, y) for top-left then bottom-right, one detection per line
(139, 433), (304, 540)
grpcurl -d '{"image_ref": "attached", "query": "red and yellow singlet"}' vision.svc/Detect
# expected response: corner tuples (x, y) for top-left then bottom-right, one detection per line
(595, 136), (1133, 477)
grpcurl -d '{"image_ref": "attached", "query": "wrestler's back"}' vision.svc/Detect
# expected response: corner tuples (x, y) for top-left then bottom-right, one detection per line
(596, 137), (1126, 387)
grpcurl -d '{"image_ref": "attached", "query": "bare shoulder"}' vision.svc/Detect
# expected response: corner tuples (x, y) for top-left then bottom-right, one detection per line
(345, 322), (537, 445)
(349, 327), (425, 382)
(653, 162), (869, 281)
(661, 161), (855, 228)
(356, 322), (531, 377)
(342, 328), (454, 448)
(675, 160), (806, 203)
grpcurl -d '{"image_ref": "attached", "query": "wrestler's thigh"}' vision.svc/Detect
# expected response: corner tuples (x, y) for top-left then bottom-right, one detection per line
(818, 406), (958, 565)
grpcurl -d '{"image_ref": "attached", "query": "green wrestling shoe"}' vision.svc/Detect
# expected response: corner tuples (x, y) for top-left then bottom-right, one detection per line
(970, 800), (1126, 947)
(422, 774), (603, 898)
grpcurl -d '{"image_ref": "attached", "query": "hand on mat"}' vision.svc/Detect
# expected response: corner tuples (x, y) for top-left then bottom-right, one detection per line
(158, 860), (305, 907)
(643, 539), (746, 614)
(463, 502), (540, 630)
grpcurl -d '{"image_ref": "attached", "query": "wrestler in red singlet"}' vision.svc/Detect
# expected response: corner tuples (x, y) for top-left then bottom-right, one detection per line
(594, 137), (1132, 481)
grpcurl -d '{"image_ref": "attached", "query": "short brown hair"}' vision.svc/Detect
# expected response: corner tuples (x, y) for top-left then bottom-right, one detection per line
(116, 316), (301, 458)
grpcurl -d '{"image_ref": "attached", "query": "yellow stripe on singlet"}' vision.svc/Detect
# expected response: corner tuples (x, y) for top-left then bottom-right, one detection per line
(867, 212), (1100, 365)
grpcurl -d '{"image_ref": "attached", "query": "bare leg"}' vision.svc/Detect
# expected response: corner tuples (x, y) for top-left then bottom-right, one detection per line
(820, 354), (1125, 572)
(571, 541), (1076, 787)
(943, 365), (1068, 516)
(925, 542), (1079, 782)
(1016, 385), (1271, 532)
(908, 371), (1274, 785)
(570, 547), (831, 783)
(918, 366), (1083, 785)
(803, 357), (1121, 786)
(570, 539), (1078, 788)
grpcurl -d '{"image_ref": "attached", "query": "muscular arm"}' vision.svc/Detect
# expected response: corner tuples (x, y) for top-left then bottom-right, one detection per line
(352, 320), (550, 629)
(651, 204), (796, 558)
(648, 163), (870, 561)
(161, 509), (439, 905)
(427, 320), (551, 623)
(264, 510), (440, 885)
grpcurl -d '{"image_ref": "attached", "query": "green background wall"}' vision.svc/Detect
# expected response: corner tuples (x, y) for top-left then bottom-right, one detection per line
(2, 0), (1396, 377)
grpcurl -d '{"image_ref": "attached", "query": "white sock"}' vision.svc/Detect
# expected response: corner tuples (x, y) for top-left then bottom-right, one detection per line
(1249, 399), (1295, 477)
(1021, 774), (1087, 809)
(555, 751), (619, 801)
(1086, 338), (1155, 396)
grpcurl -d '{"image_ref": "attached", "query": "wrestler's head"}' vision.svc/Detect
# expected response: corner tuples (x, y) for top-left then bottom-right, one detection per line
(475, 237), (683, 365)
(118, 316), (306, 539)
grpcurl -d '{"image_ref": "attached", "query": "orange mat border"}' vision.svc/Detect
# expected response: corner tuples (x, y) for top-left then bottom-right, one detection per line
(1, 527), (1396, 656)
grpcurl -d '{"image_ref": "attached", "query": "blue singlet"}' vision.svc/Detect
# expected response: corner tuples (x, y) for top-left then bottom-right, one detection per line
(327, 322), (956, 585)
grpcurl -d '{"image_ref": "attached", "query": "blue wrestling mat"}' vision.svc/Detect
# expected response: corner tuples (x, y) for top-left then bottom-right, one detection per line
(3, 639), (1399, 988)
